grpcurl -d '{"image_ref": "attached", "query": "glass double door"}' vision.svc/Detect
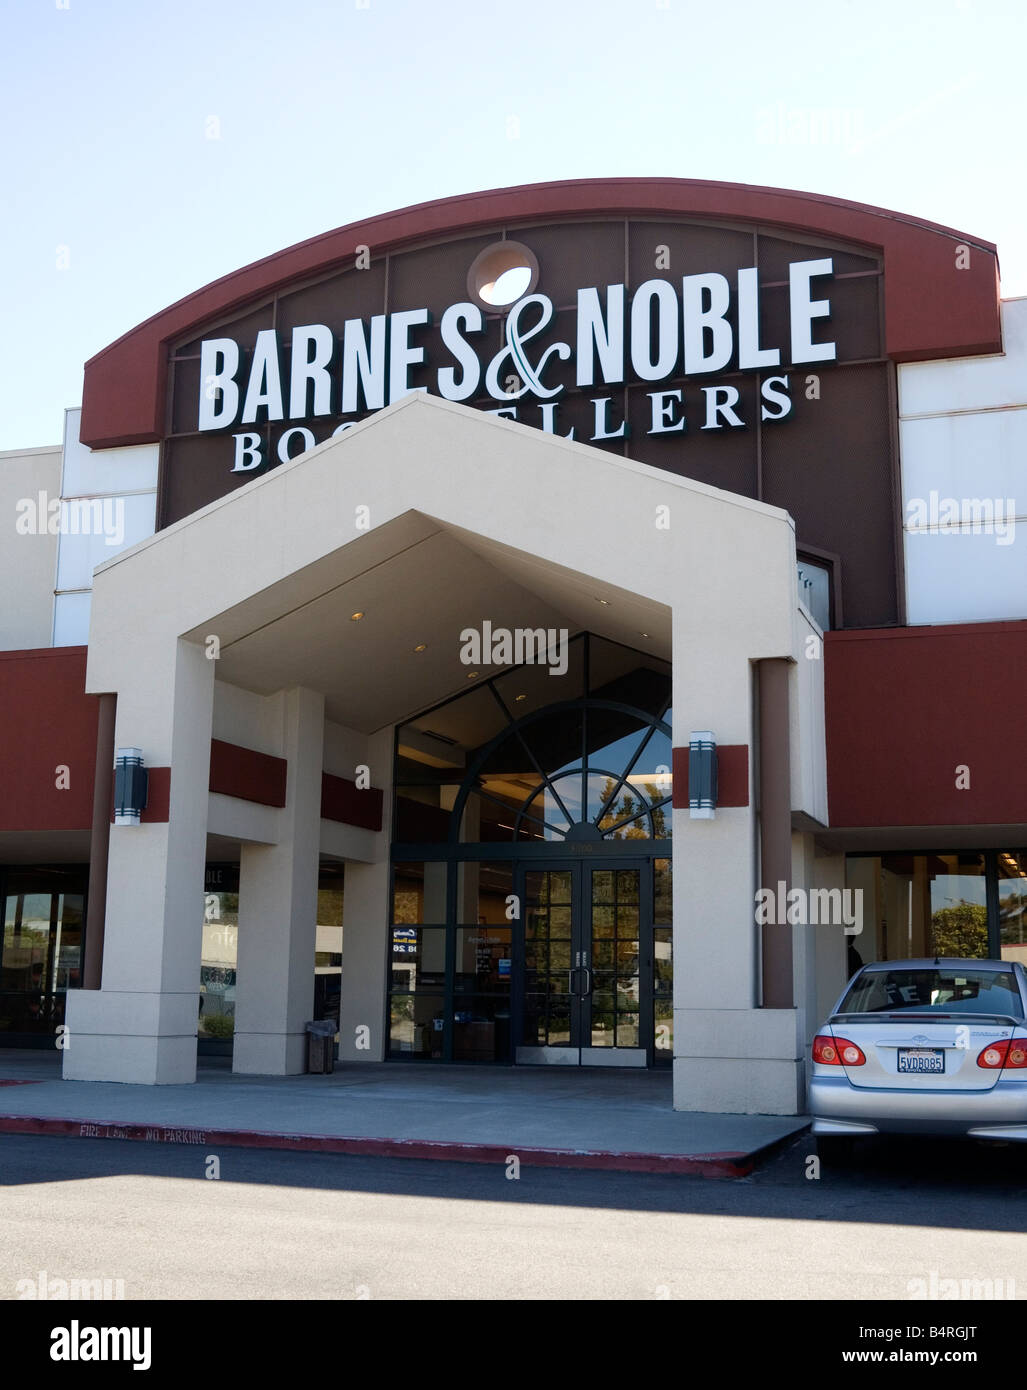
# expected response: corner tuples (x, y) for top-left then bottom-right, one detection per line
(516, 860), (669, 1067)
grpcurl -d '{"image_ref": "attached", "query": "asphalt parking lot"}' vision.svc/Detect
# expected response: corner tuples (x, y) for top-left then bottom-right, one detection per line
(2, 1129), (1025, 1302)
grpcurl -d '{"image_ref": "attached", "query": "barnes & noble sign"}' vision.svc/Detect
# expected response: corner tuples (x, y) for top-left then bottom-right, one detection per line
(195, 258), (839, 473)
(162, 217), (895, 627)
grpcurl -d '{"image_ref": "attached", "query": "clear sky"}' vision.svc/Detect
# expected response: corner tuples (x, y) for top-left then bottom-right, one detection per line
(1, 0), (1023, 449)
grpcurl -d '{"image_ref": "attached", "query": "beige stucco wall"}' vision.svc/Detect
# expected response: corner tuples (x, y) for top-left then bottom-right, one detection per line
(212, 679), (287, 755)
(1, 445), (60, 650)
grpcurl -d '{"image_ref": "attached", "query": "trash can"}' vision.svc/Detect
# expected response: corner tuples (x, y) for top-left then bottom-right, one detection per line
(305, 1019), (336, 1074)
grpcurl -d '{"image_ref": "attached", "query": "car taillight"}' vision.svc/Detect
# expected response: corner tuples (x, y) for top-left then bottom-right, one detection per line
(813, 1034), (866, 1066)
(976, 1039), (1027, 1069)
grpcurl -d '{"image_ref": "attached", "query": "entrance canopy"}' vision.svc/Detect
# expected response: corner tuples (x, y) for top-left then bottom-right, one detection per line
(84, 392), (799, 753)
(65, 392), (815, 1098)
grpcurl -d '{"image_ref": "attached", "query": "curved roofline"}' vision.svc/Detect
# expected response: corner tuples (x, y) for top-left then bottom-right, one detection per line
(79, 177), (1002, 449)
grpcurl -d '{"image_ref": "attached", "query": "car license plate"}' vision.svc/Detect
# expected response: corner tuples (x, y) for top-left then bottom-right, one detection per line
(897, 1048), (945, 1074)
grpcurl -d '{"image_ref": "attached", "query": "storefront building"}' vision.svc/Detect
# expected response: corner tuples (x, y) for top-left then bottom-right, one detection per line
(1, 178), (1024, 1114)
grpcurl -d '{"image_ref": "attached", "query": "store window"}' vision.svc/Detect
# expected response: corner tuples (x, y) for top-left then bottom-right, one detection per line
(998, 851), (1027, 966)
(389, 923), (446, 1057)
(388, 861), (514, 1061)
(0, 868), (86, 1039)
(314, 866), (344, 1031)
(200, 864), (239, 1045)
(796, 555), (833, 631)
(199, 862), (344, 1051)
(394, 635), (672, 848)
(454, 924), (512, 1060)
(653, 858), (673, 1065)
(847, 853), (990, 961)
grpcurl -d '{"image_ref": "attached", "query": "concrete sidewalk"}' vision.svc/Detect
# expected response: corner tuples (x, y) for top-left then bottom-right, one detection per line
(0, 1050), (808, 1177)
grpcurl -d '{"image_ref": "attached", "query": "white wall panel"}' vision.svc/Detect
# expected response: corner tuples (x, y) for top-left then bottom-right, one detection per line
(905, 529), (1027, 624)
(900, 409), (1027, 510)
(52, 591), (92, 647)
(899, 297), (1027, 625)
(899, 298), (1027, 417)
(55, 492), (158, 591)
(61, 408), (159, 496)
(211, 681), (286, 755)
(0, 445), (60, 650)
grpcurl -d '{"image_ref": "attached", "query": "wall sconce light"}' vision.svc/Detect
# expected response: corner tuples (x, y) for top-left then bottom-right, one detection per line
(114, 747), (148, 826)
(688, 731), (717, 820)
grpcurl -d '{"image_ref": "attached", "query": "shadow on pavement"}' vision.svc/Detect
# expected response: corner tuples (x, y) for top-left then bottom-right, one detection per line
(2, 1131), (1027, 1234)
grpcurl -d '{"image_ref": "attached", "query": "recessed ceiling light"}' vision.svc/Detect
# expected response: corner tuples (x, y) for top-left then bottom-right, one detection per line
(515, 693), (527, 702)
(595, 597), (610, 606)
(640, 631), (650, 638)
(413, 643), (427, 652)
(467, 671), (478, 679)
(350, 611), (365, 621)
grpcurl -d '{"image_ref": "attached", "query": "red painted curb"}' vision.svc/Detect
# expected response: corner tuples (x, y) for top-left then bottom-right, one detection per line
(0, 1080), (42, 1087)
(0, 1111), (772, 1178)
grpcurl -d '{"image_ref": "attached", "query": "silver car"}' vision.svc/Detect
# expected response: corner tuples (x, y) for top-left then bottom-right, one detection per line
(810, 957), (1027, 1159)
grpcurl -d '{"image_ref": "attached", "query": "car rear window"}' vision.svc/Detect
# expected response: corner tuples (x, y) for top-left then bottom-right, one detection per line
(839, 968), (1024, 1017)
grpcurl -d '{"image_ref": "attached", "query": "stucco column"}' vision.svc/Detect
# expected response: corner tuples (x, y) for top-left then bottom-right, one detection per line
(232, 687), (325, 1075)
(338, 728), (393, 1063)
(64, 639), (214, 1083)
(670, 610), (803, 1116)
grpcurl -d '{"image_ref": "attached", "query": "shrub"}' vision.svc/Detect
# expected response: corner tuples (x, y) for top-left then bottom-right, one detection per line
(202, 1013), (235, 1038)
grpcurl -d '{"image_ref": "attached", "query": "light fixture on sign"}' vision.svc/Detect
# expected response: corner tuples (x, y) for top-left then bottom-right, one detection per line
(350, 612), (365, 621)
(413, 643), (427, 652)
(467, 240), (540, 310)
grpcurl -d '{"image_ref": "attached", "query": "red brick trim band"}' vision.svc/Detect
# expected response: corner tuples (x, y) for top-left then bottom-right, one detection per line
(321, 771), (384, 832)
(103, 744), (385, 829)
(825, 621), (1027, 827)
(209, 737), (287, 807)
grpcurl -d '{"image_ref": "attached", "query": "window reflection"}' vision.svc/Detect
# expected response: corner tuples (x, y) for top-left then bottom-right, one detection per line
(0, 870), (86, 1037)
(846, 853), (988, 961)
(394, 634), (671, 846)
(797, 556), (832, 630)
(999, 851), (1027, 967)
(199, 872), (238, 1041)
(198, 864), (344, 1046)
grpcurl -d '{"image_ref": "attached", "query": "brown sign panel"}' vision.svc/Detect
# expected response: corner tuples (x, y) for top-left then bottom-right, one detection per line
(160, 216), (896, 625)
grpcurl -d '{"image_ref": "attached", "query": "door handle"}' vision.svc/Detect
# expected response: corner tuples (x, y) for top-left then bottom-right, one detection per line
(580, 966), (593, 997)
